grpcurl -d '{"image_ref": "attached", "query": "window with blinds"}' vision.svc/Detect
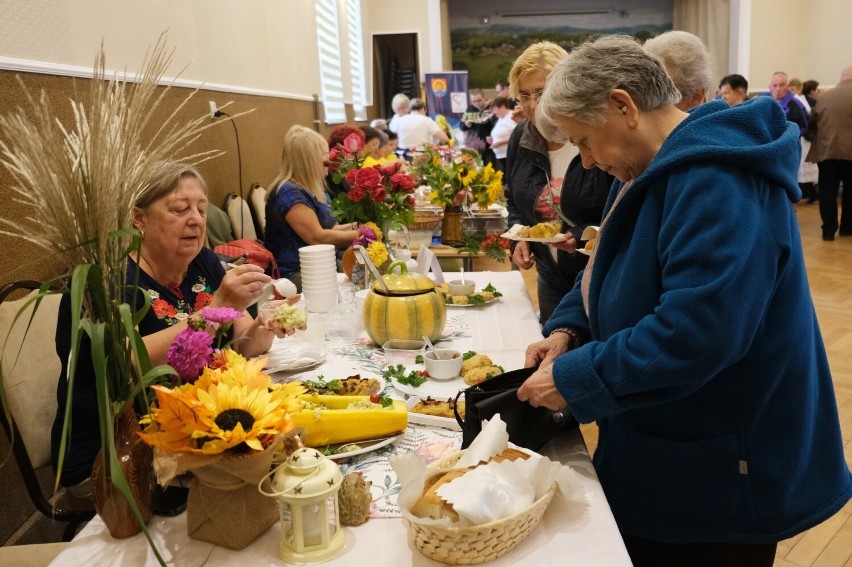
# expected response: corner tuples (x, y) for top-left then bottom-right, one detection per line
(345, 0), (367, 122)
(315, 0), (346, 123)
(315, 0), (369, 124)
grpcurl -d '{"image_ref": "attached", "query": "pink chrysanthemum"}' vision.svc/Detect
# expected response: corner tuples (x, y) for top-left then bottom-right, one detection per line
(167, 329), (214, 383)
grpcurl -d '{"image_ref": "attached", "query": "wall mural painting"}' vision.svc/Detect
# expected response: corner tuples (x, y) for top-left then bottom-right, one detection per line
(448, 0), (673, 89)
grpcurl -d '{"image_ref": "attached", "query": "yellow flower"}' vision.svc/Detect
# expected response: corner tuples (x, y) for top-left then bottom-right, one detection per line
(366, 240), (389, 266)
(139, 349), (304, 454)
(458, 165), (475, 187)
(480, 162), (495, 184)
(487, 181), (504, 205)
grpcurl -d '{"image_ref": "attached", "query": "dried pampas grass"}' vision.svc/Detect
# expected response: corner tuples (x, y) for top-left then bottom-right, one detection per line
(0, 33), (230, 289)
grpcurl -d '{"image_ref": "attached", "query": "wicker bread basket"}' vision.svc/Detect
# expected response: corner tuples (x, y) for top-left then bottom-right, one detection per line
(404, 450), (558, 565)
(409, 209), (443, 231)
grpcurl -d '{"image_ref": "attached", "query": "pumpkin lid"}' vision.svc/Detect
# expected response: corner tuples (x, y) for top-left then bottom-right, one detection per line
(373, 260), (436, 294)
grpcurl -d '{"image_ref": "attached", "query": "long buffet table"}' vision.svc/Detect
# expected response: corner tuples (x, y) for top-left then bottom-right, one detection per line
(49, 271), (632, 566)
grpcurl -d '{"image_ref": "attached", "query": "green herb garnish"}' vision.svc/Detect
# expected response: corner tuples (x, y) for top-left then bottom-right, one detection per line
(462, 351), (477, 360)
(482, 283), (503, 297)
(302, 378), (342, 393)
(415, 354), (424, 364)
(382, 364), (427, 387)
(468, 293), (486, 306)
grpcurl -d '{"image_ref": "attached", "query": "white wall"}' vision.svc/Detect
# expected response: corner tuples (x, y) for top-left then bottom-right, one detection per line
(749, 0), (851, 88)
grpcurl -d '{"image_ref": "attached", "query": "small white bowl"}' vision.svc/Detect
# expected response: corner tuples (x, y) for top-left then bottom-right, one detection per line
(447, 280), (475, 296)
(423, 349), (463, 380)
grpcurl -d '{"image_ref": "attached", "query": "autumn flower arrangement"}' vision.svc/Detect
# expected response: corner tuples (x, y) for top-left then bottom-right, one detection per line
(326, 133), (416, 226)
(138, 306), (305, 550)
(352, 221), (390, 267)
(410, 145), (504, 209)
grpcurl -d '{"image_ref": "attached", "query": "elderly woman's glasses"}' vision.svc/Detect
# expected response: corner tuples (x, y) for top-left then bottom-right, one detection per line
(516, 90), (544, 105)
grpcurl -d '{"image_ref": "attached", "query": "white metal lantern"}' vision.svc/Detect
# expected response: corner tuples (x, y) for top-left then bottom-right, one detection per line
(270, 447), (345, 564)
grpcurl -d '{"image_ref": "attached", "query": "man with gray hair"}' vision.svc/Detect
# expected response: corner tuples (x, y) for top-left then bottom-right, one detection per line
(807, 66), (852, 240)
(644, 30), (712, 110)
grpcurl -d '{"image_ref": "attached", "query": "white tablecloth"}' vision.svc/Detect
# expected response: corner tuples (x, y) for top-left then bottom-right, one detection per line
(50, 271), (632, 566)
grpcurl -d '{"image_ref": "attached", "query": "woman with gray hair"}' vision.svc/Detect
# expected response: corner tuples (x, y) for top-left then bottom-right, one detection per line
(520, 34), (851, 567)
(644, 30), (712, 110)
(387, 93), (410, 133)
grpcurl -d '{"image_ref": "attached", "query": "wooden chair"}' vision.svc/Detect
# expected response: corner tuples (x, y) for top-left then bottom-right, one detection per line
(0, 280), (94, 541)
(224, 193), (257, 240)
(247, 183), (268, 236)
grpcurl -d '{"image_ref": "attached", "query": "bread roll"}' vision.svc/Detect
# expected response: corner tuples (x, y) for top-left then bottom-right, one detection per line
(410, 448), (530, 522)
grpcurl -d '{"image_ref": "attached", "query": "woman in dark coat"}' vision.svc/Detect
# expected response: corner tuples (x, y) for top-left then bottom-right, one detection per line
(505, 41), (613, 323)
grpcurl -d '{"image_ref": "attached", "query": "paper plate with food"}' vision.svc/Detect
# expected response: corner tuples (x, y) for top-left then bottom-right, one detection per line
(576, 225), (600, 256)
(501, 222), (566, 243)
(437, 282), (503, 307)
(384, 351), (504, 398)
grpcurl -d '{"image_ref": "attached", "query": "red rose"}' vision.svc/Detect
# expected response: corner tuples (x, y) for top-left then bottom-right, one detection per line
(406, 195), (416, 207)
(391, 172), (414, 192)
(351, 167), (382, 191)
(326, 147), (344, 170)
(348, 185), (367, 201)
(371, 186), (387, 202)
(194, 292), (213, 311)
(344, 168), (358, 185)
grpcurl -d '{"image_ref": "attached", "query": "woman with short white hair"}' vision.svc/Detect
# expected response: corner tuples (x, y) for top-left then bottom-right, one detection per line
(387, 93), (410, 133)
(521, 34), (851, 567)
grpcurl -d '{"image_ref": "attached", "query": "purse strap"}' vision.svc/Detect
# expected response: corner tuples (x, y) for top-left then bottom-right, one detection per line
(453, 389), (471, 434)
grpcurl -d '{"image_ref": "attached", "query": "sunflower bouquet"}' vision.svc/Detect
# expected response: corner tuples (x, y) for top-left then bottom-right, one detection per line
(326, 134), (416, 226)
(410, 145), (504, 209)
(139, 310), (305, 549)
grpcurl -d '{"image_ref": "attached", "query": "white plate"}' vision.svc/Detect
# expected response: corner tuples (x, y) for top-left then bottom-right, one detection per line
(405, 397), (462, 430)
(445, 297), (500, 308)
(391, 373), (467, 398)
(501, 223), (567, 243)
(324, 434), (402, 460)
(261, 344), (327, 374)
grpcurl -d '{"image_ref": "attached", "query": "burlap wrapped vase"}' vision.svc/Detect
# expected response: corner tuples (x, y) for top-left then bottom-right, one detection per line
(185, 442), (280, 550)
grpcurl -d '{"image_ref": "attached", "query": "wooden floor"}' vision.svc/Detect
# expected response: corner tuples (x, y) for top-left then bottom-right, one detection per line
(517, 201), (852, 566)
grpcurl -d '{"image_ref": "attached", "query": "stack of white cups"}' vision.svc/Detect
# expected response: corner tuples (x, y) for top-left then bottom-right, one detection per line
(298, 244), (339, 313)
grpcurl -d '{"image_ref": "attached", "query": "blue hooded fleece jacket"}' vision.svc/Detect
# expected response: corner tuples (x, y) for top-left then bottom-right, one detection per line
(544, 97), (852, 543)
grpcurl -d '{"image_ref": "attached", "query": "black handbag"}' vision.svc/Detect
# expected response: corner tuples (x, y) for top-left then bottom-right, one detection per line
(454, 367), (576, 451)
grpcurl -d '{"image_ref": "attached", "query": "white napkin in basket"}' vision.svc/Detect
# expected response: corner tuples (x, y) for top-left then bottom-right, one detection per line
(390, 415), (585, 526)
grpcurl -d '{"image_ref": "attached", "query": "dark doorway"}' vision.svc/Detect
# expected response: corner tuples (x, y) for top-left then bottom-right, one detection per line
(373, 33), (419, 120)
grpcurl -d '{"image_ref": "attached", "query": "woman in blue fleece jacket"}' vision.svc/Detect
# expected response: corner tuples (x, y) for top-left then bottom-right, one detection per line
(518, 35), (852, 567)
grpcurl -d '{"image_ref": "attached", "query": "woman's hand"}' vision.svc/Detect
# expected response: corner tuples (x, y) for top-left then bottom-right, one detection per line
(213, 264), (271, 311)
(550, 233), (578, 254)
(517, 363), (567, 410)
(260, 294), (307, 338)
(525, 332), (572, 367)
(512, 240), (536, 269)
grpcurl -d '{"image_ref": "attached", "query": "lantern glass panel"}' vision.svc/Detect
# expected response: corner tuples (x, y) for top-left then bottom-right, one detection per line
(303, 502), (324, 547)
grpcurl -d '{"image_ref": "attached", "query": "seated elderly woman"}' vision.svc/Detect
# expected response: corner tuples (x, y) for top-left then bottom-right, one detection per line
(265, 125), (359, 290)
(519, 35), (851, 567)
(50, 162), (300, 495)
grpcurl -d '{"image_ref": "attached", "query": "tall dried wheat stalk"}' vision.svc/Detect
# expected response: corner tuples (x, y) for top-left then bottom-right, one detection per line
(0, 34), (227, 295)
